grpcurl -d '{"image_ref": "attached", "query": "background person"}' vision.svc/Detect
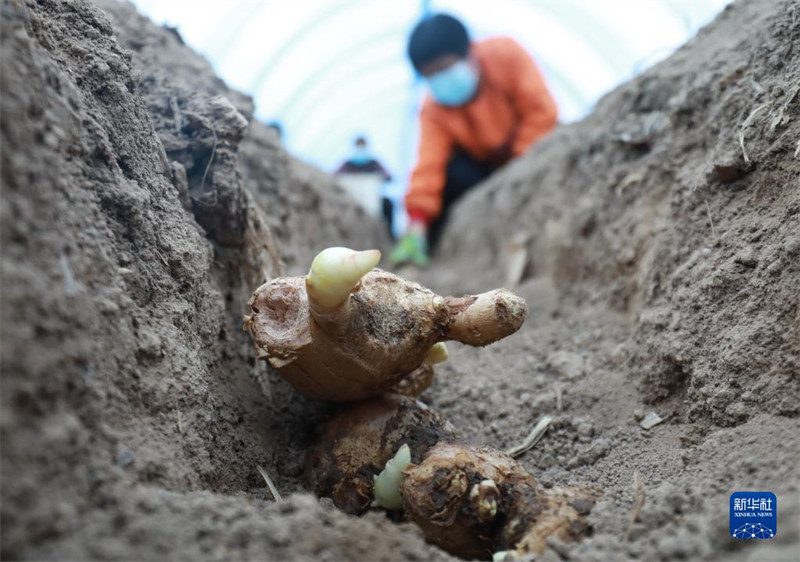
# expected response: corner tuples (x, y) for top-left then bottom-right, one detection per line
(391, 13), (558, 267)
(266, 120), (283, 142)
(334, 136), (395, 238)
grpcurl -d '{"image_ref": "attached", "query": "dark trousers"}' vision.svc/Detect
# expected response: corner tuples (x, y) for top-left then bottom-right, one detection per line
(381, 197), (395, 240)
(428, 150), (497, 251)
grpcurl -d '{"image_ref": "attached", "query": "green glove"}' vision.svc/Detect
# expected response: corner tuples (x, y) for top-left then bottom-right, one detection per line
(390, 232), (429, 267)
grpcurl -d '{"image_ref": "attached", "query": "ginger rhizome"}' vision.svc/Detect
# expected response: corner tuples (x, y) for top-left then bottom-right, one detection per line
(245, 247), (526, 401)
(402, 442), (600, 560)
(305, 396), (601, 561)
(305, 393), (456, 514)
(245, 247), (592, 560)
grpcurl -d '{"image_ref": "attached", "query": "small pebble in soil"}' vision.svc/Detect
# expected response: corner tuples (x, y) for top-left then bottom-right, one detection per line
(116, 450), (134, 467)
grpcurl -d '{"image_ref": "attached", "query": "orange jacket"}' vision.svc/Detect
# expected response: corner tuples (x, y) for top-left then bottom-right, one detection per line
(405, 37), (557, 223)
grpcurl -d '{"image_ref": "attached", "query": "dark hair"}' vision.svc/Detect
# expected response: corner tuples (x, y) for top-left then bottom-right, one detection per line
(354, 136), (367, 146)
(407, 14), (470, 73)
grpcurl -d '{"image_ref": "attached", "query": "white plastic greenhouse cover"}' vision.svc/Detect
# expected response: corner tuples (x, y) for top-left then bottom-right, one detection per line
(130, 0), (731, 216)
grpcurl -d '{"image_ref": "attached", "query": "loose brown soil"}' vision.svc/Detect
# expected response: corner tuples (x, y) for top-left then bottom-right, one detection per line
(1, 0), (798, 561)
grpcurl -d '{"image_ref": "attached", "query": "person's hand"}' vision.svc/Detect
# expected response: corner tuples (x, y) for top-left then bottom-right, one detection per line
(390, 222), (429, 267)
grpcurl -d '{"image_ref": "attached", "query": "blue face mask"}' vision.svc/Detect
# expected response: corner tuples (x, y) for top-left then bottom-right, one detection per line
(427, 60), (479, 107)
(350, 146), (371, 165)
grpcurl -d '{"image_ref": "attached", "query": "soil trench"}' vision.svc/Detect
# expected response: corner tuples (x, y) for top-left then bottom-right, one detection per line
(1, 0), (798, 561)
